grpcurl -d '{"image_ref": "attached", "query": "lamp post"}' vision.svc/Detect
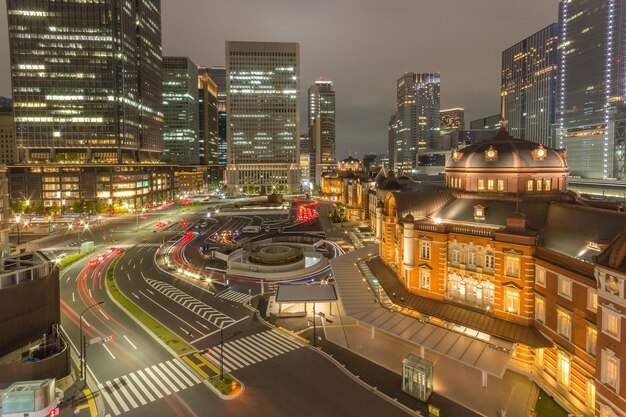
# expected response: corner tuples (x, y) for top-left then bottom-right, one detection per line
(79, 301), (104, 381)
(15, 215), (21, 245)
(77, 223), (89, 253)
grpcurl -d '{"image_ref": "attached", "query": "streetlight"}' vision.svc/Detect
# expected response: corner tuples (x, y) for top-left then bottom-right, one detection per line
(15, 215), (21, 245)
(219, 327), (242, 381)
(79, 301), (104, 381)
(77, 223), (89, 252)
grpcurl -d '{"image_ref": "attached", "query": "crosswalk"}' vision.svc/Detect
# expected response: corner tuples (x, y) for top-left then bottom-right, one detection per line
(217, 289), (250, 304)
(97, 358), (202, 416)
(203, 329), (302, 373)
(136, 243), (162, 248)
(145, 278), (236, 328)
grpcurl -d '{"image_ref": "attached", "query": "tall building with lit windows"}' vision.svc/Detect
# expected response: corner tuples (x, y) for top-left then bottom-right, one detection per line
(440, 108), (465, 135)
(225, 41), (300, 194)
(502, 23), (558, 147)
(208, 66), (228, 168)
(162, 56), (199, 165)
(415, 72), (441, 151)
(308, 80), (335, 183)
(558, 0), (626, 179)
(197, 66), (219, 171)
(6, 0), (164, 164)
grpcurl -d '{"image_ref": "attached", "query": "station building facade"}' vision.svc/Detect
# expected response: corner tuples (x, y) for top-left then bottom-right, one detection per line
(373, 128), (626, 417)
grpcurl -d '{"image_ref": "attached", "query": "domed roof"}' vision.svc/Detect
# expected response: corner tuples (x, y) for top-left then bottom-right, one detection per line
(597, 230), (626, 272)
(445, 128), (567, 172)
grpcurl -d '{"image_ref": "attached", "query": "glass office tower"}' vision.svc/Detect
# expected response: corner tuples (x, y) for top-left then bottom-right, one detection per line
(308, 80), (336, 183)
(6, 0), (164, 163)
(225, 41), (300, 194)
(502, 23), (558, 147)
(208, 66), (227, 167)
(162, 56), (199, 165)
(558, 0), (626, 178)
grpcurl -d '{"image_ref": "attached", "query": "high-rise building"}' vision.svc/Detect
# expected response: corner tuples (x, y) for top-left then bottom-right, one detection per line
(502, 24), (558, 147)
(392, 72), (441, 174)
(225, 41), (300, 194)
(208, 66), (227, 167)
(299, 134), (312, 186)
(416, 73), (441, 151)
(197, 67), (219, 171)
(558, 0), (626, 179)
(470, 114), (502, 130)
(0, 107), (16, 165)
(0, 97), (12, 109)
(6, 0), (163, 164)
(388, 112), (398, 173)
(308, 80), (336, 183)
(162, 57), (199, 165)
(440, 108), (465, 135)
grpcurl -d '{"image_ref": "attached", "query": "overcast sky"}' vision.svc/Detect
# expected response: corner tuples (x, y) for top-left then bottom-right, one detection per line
(0, 0), (558, 159)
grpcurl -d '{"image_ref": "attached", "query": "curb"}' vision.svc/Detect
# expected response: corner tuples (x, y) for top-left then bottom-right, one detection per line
(202, 376), (245, 401)
(277, 326), (310, 344)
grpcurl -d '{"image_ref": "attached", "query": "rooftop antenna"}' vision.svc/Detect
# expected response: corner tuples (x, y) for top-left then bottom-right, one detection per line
(500, 90), (508, 130)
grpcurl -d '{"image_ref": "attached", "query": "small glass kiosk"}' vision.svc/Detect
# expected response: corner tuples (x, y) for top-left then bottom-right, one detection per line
(401, 354), (433, 402)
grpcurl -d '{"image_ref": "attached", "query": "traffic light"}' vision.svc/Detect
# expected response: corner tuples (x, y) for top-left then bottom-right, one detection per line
(102, 335), (114, 344)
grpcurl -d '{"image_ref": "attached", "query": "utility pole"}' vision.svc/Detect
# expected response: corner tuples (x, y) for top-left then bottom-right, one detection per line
(313, 303), (317, 347)
(79, 301), (104, 381)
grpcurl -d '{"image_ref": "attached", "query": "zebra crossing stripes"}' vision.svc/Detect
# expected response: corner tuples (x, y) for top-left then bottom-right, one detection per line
(145, 278), (235, 328)
(136, 243), (162, 248)
(204, 329), (302, 373)
(98, 358), (202, 416)
(217, 289), (250, 304)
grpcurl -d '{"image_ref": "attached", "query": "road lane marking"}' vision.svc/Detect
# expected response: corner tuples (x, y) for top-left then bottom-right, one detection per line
(138, 290), (204, 334)
(128, 372), (155, 402)
(158, 362), (186, 390)
(132, 292), (140, 300)
(99, 309), (109, 320)
(196, 320), (210, 330)
(103, 344), (116, 359)
(120, 375), (147, 406)
(72, 292), (75, 302)
(143, 367), (171, 395)
(113, 377), (138, 409)
(151, 365), (179, 393)
(123, 335), (137, 350)
(97, 383), (120, 416)
(163, 360), (194, 387)
(136, 369), (163, 399)
(172, 358), (204, 383)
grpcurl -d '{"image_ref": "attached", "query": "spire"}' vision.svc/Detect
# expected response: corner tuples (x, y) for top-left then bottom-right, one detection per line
(500, 90), (508, 130)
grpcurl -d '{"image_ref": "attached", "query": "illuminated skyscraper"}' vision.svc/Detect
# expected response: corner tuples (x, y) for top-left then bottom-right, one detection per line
(558, 0), (626, 179)
(416, 73), (441, 151)
(440, 108), (465, 135)
(162, 57), (199, 165)
(502, 24), (558, 147)
(308, 80), (335, 183)
(197, 66), (219, 169)
(208, 66), (227, 167)
(6, 0), (164, 163)
(225, 41), (300, 194)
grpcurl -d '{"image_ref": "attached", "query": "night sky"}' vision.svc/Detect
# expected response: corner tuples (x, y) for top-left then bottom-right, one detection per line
(0, 0), (557, 159)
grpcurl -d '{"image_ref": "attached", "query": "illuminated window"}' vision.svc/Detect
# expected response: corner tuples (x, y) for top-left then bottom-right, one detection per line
(504, 289), (520, 314)
(557, 276), (572, 300)
(587, 290), (597, 312)
(505, 256), (520, 278)
(557, 308), (572, 340)
(497, 179), (505, 191)
(487, 179), (494, 191)
(485, 250), (495, 270)
(419, 240), (431, 261)
(602, 308), (621, 341)
(419, 268), (430, 290)
(450, 245), (460, 264)
(557, 352), (570, 387)
(527, 180), (533, 191)
(585, 379), (595, 412)
(536, 179), (542, 191)
(602, 349), (619, 391)
(478, 179), (485, 191)
(544, 178), (552, 191)
(535, 296), (545, 323)
(586, 325), (597, 356)
(536, 267), (546, 287)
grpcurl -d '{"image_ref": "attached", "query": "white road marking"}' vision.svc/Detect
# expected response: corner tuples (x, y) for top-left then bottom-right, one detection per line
(99, 309), (110, 320)
(89, 289), (92, 298)
(123, 335), (137, 350)
(132, 292), (140, 300)
(72, 292), (75, 302)
(103, 344), (116, 359)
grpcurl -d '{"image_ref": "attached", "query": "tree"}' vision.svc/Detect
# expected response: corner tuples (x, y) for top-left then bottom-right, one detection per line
(329, 204), (346, 223)
(10, 199), (25, 216)
(71, 200), (85, 214)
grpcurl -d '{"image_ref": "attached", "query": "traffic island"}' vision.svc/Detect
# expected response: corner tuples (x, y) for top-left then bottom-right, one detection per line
(205, 373), (245, 400)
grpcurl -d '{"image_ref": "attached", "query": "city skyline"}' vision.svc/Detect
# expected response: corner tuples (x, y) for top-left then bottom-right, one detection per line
(0, 0), (557, 159)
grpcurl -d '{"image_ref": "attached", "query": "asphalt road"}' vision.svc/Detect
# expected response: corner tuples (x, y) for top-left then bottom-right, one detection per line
(51, 200), (412, 417)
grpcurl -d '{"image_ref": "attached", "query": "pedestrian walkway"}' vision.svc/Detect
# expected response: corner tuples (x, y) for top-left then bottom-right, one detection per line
(217, 289), (250, 304)
(203, 329), (302, 373)
(145, 278), (235, 328)
(135, 243), (162, 248)
(97, 358), (202, 416)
